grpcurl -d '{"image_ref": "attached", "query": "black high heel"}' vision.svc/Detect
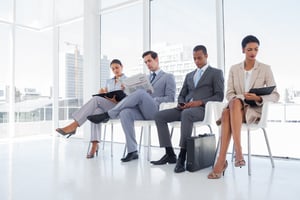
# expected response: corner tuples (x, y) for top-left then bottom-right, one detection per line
(86, 143), (99, 159)
(56, 128), (76, 138)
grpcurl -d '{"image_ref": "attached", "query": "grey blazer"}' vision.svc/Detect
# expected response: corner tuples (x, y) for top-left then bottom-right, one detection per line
(226, 60), (280, 123)
(150, 70), (176, 107)
(178, 66), (224, 105)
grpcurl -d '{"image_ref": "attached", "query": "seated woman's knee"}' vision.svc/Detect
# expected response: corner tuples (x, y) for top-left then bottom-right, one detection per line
(229, 98), (243, 109)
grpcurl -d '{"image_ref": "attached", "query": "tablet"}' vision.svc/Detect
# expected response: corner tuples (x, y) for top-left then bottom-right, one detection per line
(92, 90), (127, 102)
(248, 86), (276, 96)
(245, 86), (276, 106)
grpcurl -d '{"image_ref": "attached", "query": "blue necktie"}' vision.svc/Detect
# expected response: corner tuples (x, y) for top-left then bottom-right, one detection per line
(150, 73), (156, 83)
(194, 69), (203, 87)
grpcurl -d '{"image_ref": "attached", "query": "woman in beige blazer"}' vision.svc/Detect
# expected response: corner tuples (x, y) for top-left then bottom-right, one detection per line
(208, 35), (280, 179)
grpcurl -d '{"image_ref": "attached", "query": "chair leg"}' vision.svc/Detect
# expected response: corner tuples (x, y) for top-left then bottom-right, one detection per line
(231, 143), (235, 162)
(170, 127), (174, 139)
(123, 144), (126, 157)
(139, 127), (143, 154)
(102, 124), (107, 150)
(262, 128), (275, 168)
(87, 141), (91, 155)
(248, 129), (251, 176)
(214, 135), (221, 165)
(111, 123), (113, 157)
(147, 126), (151, 161)
(208, 125), (212, 134)
(193, 126), (196, 136)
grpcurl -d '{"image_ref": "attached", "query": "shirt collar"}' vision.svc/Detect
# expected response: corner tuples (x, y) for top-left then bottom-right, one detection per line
(197, 63), (209, 73)
(151, 69), (161, 75)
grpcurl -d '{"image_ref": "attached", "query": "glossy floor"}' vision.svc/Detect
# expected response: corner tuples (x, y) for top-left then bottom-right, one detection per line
(0, 136), (299, 200)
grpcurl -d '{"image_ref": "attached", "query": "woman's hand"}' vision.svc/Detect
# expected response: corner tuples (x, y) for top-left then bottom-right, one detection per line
(99, 88), (107, 94)
(244, 93), (262, 102)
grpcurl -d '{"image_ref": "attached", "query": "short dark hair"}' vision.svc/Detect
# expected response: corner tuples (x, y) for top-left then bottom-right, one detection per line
(142, 51), (158, 59)
(193, 45), (207, 55)
(241, 35), (260, 48)
(110, 59), (123, 66)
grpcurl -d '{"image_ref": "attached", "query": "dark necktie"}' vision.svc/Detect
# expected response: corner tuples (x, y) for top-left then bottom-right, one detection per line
(150, 73), (156, 83)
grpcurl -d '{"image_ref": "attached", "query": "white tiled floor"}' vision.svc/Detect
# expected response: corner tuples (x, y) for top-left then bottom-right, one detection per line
(0, 136), (299, 200)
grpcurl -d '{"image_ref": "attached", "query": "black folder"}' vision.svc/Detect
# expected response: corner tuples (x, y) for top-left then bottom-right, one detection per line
(92, 90), (127, 102)
(244, 86), (276, 106)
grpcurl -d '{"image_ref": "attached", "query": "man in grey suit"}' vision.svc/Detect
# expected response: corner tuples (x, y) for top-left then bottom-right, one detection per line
(88, 51), (176, 162)
(150, 45), (224, 173)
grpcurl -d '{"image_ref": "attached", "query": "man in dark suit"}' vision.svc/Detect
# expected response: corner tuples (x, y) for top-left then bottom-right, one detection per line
(151, 45), (224, 173)
(87, 51), (176, 162)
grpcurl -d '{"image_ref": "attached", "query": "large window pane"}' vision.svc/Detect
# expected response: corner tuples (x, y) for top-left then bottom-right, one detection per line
(0, 0), (13, 21)
(16, 0), (53, 29)
(151, 0), (217, 97)
(101, 0), (132, 9)
(55, 0), (83, 23)
(101, 3), (143, 80)
(58, 20), (84, 137)
(224, 0), (300, 158)
(14, 28), (53, 136)
(0, 24), (11, 138)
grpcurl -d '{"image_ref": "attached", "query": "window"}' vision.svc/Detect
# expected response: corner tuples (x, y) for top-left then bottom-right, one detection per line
(224, 0), (300, 158)
(151, 0), (217, 97)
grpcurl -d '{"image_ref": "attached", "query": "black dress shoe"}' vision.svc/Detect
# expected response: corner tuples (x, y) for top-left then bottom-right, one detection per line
(87, 112), (110, 124)
(174, 160), (186, 173)
(121, 151), (138, 162)
(150, 154), (177, 165)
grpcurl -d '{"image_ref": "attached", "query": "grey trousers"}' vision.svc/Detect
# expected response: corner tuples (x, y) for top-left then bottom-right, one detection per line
(154, 107), (205, 149)
(72, 96), (116, 142)
(108, 89), (158, 153)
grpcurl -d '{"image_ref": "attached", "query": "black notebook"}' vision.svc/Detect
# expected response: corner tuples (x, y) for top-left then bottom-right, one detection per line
(92, 90), (127, 102)
(244, 86), (276, 106)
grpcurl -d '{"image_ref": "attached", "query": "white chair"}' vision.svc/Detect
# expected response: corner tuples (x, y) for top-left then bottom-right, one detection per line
(131, 102), (176, 161)
(169, 101), (216, 139)
(230, 102), (274, 176)
(101, 119), (121, 157)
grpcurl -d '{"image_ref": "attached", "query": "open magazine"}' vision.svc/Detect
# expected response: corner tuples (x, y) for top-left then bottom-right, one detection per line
(122, 73), (154, 95)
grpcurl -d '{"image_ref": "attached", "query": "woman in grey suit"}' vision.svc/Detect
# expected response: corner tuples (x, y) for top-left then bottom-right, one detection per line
(56, 59), (127, 158)
(208, 35), (280, 179)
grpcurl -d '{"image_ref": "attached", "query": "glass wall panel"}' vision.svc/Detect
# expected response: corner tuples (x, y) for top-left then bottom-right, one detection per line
(16, 0), (53, 29)
(101, 3), (143, 81)
(100, 3), (142, 143)
(58, 20), (84, 137)
(55, 0), (83, 23)
(224, 0), (300, 158)
(101, 0), (131, 9)
(0, 0), (13, 21)
(151, 0), (217, 97)
(0, 24), (11, 138)
(14, 28), (53, 136)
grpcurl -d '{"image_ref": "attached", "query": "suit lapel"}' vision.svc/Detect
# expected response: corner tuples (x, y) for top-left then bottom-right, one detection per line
(151, 70), (164, 85)
(195, 66), (211, 88)
(237, 63), (245, 93)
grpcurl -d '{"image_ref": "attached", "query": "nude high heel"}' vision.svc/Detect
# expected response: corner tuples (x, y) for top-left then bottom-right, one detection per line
(207, 160), (228, 179)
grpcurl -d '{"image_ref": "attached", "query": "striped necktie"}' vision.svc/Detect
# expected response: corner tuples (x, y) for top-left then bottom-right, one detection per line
(150, 72), (156, 83)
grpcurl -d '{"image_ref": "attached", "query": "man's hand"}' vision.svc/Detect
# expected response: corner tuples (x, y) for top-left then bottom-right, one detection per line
(179, 100), (203, 109)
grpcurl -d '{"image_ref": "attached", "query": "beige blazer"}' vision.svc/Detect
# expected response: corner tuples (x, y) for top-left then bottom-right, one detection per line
(226, 60), (280, 124)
